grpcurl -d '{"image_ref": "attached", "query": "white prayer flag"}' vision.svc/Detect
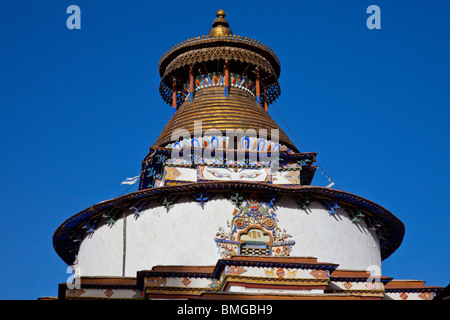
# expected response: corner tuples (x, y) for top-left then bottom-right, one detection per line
(326, 182), (335, 188)
(121, 175), (140, 185)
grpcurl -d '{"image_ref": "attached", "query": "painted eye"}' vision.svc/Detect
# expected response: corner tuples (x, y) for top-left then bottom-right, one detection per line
(210, 170), (231, 179)
(239, 172), (261, 179)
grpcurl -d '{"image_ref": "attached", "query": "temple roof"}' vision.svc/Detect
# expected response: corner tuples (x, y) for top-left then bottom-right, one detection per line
(153, 10), (297, 153)
(158, 10), (281, 106)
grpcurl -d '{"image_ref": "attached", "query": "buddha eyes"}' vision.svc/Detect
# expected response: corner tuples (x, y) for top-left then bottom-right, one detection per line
(209, 170), (231, 179)
(239, 172), (261, 179)
(207, 169), (262, 180)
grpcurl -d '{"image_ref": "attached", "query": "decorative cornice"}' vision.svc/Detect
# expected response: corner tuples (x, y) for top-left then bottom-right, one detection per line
(53, 182), (404, 267)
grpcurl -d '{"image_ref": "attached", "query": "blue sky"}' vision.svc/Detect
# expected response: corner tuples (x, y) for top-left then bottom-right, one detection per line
(0, 0), (448, 299)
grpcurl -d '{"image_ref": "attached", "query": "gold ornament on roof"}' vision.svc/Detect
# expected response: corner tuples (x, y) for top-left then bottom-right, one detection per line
(209, 9), (232, 37)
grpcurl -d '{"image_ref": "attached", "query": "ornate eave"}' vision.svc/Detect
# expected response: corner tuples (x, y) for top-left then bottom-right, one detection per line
(139, 145), (317, 189)
(159, 37), (280, 83)
(53, 181), (405, 267)
(136, 256), (338, 291)
(157, 10), (281, 107)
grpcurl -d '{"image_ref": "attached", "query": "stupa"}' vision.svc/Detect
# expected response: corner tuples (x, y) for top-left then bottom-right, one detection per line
(52, 10), (444, 300)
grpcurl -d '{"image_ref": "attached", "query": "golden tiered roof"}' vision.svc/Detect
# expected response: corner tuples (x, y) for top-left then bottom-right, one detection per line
(154, 10), (296, 150)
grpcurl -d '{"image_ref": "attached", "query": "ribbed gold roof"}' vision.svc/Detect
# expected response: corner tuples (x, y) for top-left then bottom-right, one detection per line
(154, 87), (298, 152)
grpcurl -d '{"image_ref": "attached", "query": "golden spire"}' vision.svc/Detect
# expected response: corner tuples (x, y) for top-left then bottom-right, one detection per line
(209, 9), (232, 37)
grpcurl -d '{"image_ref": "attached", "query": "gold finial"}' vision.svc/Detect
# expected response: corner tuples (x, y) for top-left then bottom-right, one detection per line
(209, 9), (232, 37)
(216, 9), (226, 18)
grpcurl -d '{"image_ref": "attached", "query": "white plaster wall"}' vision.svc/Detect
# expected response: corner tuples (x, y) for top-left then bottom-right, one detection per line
(276, 197), (381, 271)
(77, 195), (381, 277)
(78, 218), (124, 276)
(123, 196), (236, 276)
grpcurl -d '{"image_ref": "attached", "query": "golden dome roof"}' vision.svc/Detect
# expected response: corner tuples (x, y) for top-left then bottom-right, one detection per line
(154, 10), (295, 151)
(154, 86), (298, 152)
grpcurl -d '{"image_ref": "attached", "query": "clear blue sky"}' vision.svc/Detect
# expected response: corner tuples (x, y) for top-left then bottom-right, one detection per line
(0, 0), (448, 299)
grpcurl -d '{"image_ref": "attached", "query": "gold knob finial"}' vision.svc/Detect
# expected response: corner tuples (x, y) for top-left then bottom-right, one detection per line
(216, 9), (226, 18)
(209, 9), (232, 37)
